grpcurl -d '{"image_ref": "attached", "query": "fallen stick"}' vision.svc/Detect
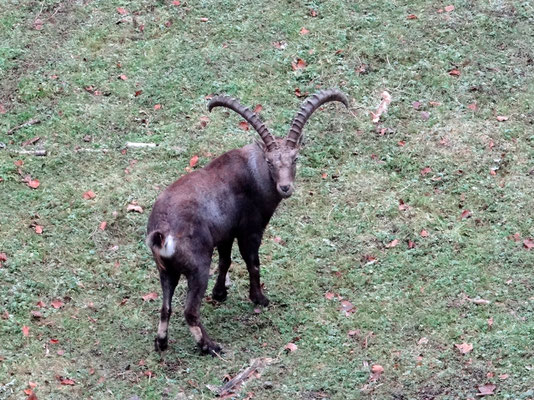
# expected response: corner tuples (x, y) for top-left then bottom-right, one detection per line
(216, 357), (275, 397)
(7, 119), (41, 135)
(126, 142), (157, 148)
(9, 149), (47, 156)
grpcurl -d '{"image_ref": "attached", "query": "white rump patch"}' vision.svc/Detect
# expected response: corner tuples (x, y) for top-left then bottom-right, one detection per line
(159, 235), (176, 258)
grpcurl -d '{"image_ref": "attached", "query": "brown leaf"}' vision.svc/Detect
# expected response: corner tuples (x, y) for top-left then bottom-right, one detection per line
(523, 238), (534, 250)
(325, 292), (335, 300)
(239, 121), (250, 131)
(117, 7), (128, 15)
(444, 5), (455, 12)
(142, 292), (158, 301)
(477, 383), (496, 396)
(83, 190), (96, 200)
(408, 240), (416, 249)
(370, 364), (384, 381)
(468, 103), (477, 111)
(418, 337), (429, 345)
(498, 374), (508, 380)
(253, 104), (263, 113)
(406, 14), (418, 19)
(99, 221), (107, 231)
(284, 343), (298, 352)
(36, 300), (46, 308)
(300, 27), (310, 35)
(118, 74), (128, 81)
(189, 155), (199, 167)
(449, 69), (461, 76)
(0, 104), (6, 114)
(34, 225), (43, 234)
(455, 342), (473, 354)
(31, 310), (43, 319)
(386, 239), (399, 248)
(420, 229), (429, 237)
(22, 136), (41, 146)
(59, 377), (75, 386)
(27, 179), (40, 189)
(291, 58), (307, 70)
(22, 325), (30, 337)
(420, 166), (432, 176)
(398, 199), (410, 211)
(310, 9), (318, 17)
(487, 317), (494, 328)
(134, 90), (143, 97)
(154, 104), (162, 110)
(172, 0), (181, 5)
(340, 300), (355, 316)
(127, 204), (143, 213)
(50, 338), (59, 344)
(272, 41), (287, 50)
(200, 17), (209, 22)
(496, 115), (508, 122)
(461, 209), (472, 219)
(0, 253), (7, 262)
(51, 299), (64, 309)
(34, 18), (44, 30)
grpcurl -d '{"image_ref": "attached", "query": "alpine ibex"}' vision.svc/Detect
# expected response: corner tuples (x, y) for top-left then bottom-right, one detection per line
(146, 89), (348, 355)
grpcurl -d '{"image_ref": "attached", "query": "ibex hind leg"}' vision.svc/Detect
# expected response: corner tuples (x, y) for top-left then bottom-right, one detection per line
(184, 266), (222, 355)
(212, 240), (233, 302)
(238, 234), (270, 307)
(155, 269), (179, 352)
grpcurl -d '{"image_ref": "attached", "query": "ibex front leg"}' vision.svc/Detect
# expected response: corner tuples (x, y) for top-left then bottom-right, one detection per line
(238, 234), (269, 307)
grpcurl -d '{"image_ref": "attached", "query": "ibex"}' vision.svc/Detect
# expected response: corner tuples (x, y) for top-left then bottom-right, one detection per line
(146, 89), (348, 355)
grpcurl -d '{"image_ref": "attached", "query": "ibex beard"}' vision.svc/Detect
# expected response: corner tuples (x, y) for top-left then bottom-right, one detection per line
(146, 89), (348, 355)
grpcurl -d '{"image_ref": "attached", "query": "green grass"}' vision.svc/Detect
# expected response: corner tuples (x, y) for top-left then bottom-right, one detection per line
(1, 1), (534, 399)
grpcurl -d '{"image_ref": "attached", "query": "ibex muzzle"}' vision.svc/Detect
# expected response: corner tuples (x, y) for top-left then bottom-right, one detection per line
(146, 89), (348, 355)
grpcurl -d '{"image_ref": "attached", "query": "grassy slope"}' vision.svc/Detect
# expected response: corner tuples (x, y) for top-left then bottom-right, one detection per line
(1, 1), (533, 399)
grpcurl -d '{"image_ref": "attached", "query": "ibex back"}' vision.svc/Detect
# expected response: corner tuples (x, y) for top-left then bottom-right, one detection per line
(146, 89), (348, 355)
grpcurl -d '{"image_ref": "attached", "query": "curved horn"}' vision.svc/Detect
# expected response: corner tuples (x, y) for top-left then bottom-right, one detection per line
(286, 89), (349, 148)
(208, 96), (277, 151)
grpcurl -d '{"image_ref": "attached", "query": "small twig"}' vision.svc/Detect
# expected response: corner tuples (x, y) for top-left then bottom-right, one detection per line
(126, 142), (157, 148)
(212, 350), (228, 363)
(8, 149), (47, 156)
(7, 119), (41, 135)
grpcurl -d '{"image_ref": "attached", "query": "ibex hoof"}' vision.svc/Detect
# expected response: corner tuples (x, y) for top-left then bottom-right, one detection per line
(251, 293), (270, 307)
(212, 288), (228, 302)
(154, 336), (168, 352)
(199, 340), (222, 357)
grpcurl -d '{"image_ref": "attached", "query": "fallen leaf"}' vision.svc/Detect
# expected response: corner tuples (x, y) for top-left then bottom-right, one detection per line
(412, 101), (421, 110)
(498, 374), (508, 380)
(340, 300), (355, 316)
(14, 160), (24, 167)
(200, 17), (208, 22)
(51, 299), (64, 309)
(272, 41), (287, 50)
(421, 166), (432, 176)
(36, 300), (46, 307)
(284, 343), (298, 352)
(34, 18), (44, 30)
(398, 141), (406, 146)
(27, 179), (40, 189)
(477, 383), (496, 396)
(496, 115), (508, 122)
(154, 104), (161, 110)
(449, 69), (461, 76)
(24, 388), (33, 395)
(420, 229), (429, 237)
(142, 292), (158, 301)
(325, 292), (335, 300)
(83, 190), (96, 200)
(370, 364), (384, 381)
(291, 58), (307, 70)
(117, 7), (128, 15)
(429, 101), (441, 107)
(172, 0), (181, 5)
(189, 155), (199, 167)
(420, 111), (430, 121)
(119, 74), (128, 81)
(418, 337), (429, 345)
(127, 204), (143, 213)
(99, 221), (107, 231)
(348, 329), (359, 337)
(27, 394), (38, 400)
(523, 238), (534, 250)
(386, 239), (399, 248)
(371, 91), (392, 123)
(253, 104), (263, 113)
(22, 136), (41, 146)
(239, 121), (249, 131)
(398, 199), (410, 211)
(455, 342), (473, 354)
(444, 5), (455, 12)
(408, 240), (416, 249)
(406, 14), (418, 19)
(0, 104), (6, 114)
(512, 232), (521, 242)
(58, 377), (75, 386)
(34, 225), (43, 234)
(31, 310), (43, 319)
(22, 325), (30, 337)
(0, 253), (7, 263)
(310, 9), (317, 17)
(164, 20), (172, 27)
(144, 370), (155, 377)
(50, 338), (59, 344)
(468, 103), (477, 111)
(134, 90), (143, 97)
(461, 209), (472, 219)
(487, 317), (494, 328)
(300, 27), (310, 35)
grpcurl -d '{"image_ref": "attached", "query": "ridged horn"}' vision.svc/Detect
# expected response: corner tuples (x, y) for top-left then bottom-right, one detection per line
(286, 89), (349, 148)
(208, 95), (277, 151)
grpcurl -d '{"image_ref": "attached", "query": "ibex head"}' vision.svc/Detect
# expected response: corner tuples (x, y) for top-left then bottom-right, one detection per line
(208, 89), (349, 198)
